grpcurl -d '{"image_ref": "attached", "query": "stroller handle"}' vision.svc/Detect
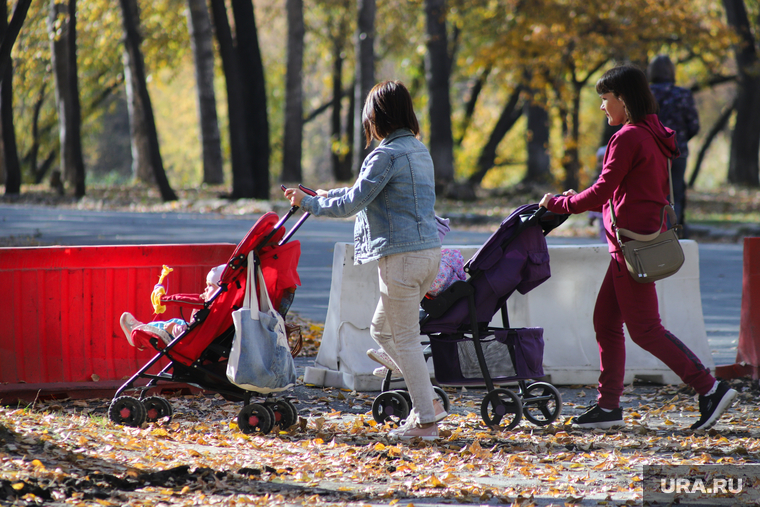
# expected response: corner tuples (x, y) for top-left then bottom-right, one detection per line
(520, 205), (548, 227)
(532, 203), (570, 236)
(277, 184), (316, 246)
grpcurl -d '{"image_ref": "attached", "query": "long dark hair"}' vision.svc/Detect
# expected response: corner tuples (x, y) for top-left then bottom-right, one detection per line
(595, 65), (658, 124)
(362, 81), (420, 147)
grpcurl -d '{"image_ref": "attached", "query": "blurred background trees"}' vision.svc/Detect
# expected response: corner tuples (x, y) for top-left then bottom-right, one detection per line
(0, 0), (754, 201)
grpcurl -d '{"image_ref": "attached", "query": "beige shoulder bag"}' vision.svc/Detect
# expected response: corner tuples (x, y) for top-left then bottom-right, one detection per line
(609, 158), (684, 283)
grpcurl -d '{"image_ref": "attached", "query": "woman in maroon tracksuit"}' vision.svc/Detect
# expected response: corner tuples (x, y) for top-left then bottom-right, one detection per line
(540, 65), (737, 431)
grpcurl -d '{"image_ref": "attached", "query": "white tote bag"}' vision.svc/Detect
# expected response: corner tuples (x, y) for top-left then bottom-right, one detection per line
(226, 251), (295, 393)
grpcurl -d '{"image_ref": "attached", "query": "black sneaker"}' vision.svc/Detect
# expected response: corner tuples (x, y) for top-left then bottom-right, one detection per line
(690, 381), (738, 431)
(571, 404), (623, 429)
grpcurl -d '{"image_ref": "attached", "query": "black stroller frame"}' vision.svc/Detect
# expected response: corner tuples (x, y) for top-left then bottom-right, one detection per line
(371, 206), (568, 431)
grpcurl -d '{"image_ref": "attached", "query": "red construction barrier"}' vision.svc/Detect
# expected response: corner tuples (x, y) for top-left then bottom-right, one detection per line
(716, 237), (760, 380)
(737, 237), (760, 379)
(0, 244), (235, 403)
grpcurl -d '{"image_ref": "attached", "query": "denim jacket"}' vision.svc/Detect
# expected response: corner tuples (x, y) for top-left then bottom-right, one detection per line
(300, 129), (440, 264)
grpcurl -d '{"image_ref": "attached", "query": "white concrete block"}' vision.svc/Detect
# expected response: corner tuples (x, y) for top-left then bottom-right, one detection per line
(310, 244), (384, 391)
(307, 240), (713, 390)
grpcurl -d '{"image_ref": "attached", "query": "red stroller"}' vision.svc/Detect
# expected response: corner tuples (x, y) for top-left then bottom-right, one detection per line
(372, 204), (569, 431)
(109, 208), (307, 435)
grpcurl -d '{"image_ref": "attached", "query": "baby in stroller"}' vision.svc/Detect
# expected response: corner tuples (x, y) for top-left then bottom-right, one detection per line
(119, 264), (226, 348)
(109, 210), (304, 436)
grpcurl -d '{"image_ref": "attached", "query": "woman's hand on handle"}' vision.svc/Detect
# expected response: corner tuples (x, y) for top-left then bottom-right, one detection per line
(282, 185), (327, 208)
(283, 186), (306, 208)
(539, 189), (577, 208)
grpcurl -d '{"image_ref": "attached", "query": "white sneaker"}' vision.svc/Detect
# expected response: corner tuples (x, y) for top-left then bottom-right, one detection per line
(120, 312), (142, 348)
(373, 366), (402, 379)
(389, 412), (439, 441)
(367, 349), (401, 376)
(433, 398), (448, 423)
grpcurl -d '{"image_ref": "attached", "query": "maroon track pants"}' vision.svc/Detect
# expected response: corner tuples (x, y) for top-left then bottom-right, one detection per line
(592, 251), (715, 409)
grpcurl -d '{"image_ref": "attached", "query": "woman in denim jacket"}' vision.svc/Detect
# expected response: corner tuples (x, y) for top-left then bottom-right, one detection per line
(284, 81), (444, 440)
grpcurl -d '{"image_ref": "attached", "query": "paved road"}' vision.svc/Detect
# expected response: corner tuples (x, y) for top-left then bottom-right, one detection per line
(0, 204), (742, 366)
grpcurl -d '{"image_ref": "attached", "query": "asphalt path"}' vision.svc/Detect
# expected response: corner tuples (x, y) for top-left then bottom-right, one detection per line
(0, 204), (742, 366)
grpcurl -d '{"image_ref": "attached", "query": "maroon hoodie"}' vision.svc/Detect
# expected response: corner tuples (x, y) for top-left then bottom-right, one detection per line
(546, 114), (679, 253)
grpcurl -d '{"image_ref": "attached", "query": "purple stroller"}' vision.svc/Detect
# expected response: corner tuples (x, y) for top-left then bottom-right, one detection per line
(371, 204), (568, 431)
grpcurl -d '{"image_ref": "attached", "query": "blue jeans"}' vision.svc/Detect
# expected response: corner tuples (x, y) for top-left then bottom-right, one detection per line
(371, 247), (441, 425)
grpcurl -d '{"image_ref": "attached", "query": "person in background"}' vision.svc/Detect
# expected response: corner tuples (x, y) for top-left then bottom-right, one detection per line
(284, 81), (446, 440)
(648, 54), (700, 237)
(540, 65), (736, 432)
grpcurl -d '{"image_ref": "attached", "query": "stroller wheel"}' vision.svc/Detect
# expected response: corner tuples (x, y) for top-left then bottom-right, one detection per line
(433, 386), (450, 413)
(394, 389), (412, 407)
(371, 391), (410, 425)
(265, 400), (298, 430)
(109, 396), (147, 427)
(283, 399), (299, 422)
(481, 388), (523, 431)
(521, 381), (562, 426)
(143, 396), (173, 423)
(238, 403), (275, 435)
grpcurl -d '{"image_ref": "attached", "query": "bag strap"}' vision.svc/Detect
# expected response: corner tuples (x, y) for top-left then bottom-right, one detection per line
(243, 251), (259, 319)
(255, 260), (275, 313)
(242, 250), (277, 318)
(610, 157), (677, 245)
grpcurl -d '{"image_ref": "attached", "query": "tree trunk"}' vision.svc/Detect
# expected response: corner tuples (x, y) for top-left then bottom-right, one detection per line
(186, 0), (223, 185)
(48, 1), (72, 188)
(30, 83), (47, 183)
(48, 0), (86, 197)
(0, 2), (18, 193)
(331, 40), (352, 181)
(524, 101), (552, 184)
(561, 84), (583, 190)
(0, 54), (18, 195)
(0, 0), (31, 194)
(353, 0), (375, 171)
(118, 0), (177, 201)
(122, 49), (153, 183)
(231, 0), (269, 199)
(469, 86), (523, 185)
(690, 100), (736, 188)
(425, 0), (455, 187)
(723, 0), (760, 187)
(208, 0), (254, 198)
(456, 66), (490, 146)
(281, 0), (304, 183)
(345, 78), (356, 177)
(0, 0), (31, 79)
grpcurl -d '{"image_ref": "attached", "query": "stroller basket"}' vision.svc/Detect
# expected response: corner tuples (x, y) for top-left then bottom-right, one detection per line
(429, 327), (544, 385)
